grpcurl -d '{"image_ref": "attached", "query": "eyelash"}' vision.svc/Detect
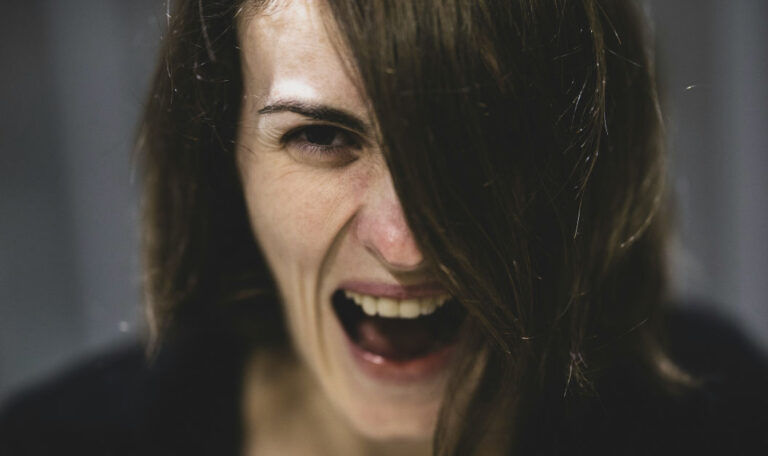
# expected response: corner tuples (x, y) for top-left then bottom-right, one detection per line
(280, 124), (362, 162)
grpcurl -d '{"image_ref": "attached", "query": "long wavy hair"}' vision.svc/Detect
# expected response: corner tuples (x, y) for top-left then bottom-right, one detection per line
(138, 0), (688, 453)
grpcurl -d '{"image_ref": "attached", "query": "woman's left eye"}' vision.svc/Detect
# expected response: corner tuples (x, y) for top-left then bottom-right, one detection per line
(282, 125), (361, 166)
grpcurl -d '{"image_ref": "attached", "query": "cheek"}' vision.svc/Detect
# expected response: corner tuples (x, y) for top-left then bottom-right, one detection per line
(238, 154), (368, 377)
(238, 153), (364, 282)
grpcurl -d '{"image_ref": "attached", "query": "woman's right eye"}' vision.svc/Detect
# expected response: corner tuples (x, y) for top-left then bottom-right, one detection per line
(281, 124), (361, 166)
(300, 125), (347, 147)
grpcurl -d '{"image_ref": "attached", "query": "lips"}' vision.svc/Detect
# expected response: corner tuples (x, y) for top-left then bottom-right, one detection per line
(331, 285), (466, 376)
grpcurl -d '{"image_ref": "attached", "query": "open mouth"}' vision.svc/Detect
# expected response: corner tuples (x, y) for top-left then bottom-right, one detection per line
(332, 289), (466, 362)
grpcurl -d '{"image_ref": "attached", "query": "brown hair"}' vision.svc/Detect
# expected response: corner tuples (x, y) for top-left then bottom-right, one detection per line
(138, 0), (686, 453)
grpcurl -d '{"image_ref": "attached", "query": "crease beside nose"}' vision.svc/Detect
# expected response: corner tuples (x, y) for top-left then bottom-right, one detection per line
(355, 200), (424, 270)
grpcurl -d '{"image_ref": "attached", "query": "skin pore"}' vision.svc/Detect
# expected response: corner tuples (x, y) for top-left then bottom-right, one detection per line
(236, 1), (450, 454)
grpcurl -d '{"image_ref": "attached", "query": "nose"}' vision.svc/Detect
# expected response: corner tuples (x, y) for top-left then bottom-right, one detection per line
(354, 174), (424, 271)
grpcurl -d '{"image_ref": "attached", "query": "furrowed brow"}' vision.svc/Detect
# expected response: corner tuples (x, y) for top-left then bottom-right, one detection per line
(257, 100), (370, 135)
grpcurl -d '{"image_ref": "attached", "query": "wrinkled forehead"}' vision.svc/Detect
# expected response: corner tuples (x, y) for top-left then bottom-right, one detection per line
(237, 0), (370, 118)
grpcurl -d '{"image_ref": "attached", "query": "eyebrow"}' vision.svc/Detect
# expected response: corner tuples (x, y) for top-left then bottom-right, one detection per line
(257, 100), (370, 135)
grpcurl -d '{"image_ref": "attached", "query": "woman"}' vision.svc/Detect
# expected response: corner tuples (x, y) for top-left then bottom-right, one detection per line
(2, 0), (766, 454)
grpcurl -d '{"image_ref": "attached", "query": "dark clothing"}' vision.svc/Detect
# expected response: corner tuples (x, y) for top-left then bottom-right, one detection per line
(1, 309), (767, 455)
(0, 328), (249, 456)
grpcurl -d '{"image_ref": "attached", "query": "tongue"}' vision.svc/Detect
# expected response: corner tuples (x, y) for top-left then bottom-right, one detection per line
(356, 317), (436, 360)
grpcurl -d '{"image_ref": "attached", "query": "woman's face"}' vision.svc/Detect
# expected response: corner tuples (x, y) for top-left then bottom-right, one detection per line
(236, 0), (462, 441)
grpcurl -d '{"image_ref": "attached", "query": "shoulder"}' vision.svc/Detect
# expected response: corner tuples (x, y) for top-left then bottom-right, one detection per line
(0, 343), (148, 454)
(0, 329), (249, 455)
(665, 307), (768, 452)
(665, 306), (768, 382)
(592, 307), (768, 455)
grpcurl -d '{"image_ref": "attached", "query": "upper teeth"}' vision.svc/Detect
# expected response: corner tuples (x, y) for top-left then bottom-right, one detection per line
(343, 291), (450, 319)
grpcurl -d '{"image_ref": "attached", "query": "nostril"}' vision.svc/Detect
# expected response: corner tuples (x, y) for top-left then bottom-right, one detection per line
(364, 243), (424, 271)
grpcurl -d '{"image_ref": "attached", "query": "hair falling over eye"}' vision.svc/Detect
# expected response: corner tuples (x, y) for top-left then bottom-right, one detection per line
(324, 1), (677, 451)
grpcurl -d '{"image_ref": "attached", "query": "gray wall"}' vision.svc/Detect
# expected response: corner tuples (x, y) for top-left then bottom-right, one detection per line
(1, 0), (766, 400)
(0, 0), (161, 399)
(650, 0), (768, 347)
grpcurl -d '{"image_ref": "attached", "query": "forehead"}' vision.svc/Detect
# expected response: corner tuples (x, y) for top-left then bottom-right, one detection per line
(238, 0), (367, 113)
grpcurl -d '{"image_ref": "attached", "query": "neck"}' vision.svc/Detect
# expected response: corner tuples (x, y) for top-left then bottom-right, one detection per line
(241, 348), (432, 456)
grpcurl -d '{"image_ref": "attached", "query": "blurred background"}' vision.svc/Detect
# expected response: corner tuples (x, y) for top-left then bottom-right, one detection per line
(1, 0), (766, 400)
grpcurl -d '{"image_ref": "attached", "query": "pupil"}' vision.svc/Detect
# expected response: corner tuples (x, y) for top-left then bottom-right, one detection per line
(305, 126), (337, 146)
